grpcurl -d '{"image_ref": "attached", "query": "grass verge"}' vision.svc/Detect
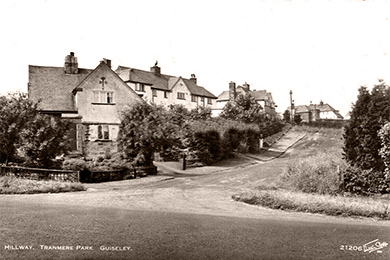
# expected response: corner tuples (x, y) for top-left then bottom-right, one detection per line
(232, 189), (390, 220)
(0, 176), (86, 194)
(234, 126), (390, 220)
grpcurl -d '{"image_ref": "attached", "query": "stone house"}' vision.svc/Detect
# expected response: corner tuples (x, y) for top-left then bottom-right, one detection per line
(290, 101), (344, 123)
(213, 81), (277, 118)
(115, 63), (217, 109)
(28, 53), (144, 159)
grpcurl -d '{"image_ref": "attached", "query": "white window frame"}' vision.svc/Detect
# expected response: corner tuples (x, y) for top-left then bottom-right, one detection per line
(93, 90), (114, 104)
(177, 92), (185, 100)
(97, 125), (110, 140)
(136, 83), (145, 92)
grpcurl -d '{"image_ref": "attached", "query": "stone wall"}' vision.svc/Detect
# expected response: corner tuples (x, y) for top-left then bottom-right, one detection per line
(84, 139), (118, 160)
(82, 124), (119, 159)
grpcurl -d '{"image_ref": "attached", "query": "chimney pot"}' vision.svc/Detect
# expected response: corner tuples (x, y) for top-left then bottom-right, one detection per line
(102, 58), (111, 68)
(229, 81), (236, 101)
(190, 74), (197, 84)
(64, 52), (78, 74)
(150, 62), (161, 75)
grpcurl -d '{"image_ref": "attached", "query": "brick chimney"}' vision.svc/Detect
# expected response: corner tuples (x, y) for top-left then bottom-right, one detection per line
(150, 61), (161, 75)
(229, 81), (236, 101)
(190, 74), (197, 84)
(243, 82), (250, 91)
(64, 52), (78, 74)
(101, 58), (111, 68)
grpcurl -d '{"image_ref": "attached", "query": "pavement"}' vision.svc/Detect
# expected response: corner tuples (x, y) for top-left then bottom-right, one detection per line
(154, 129), (307, 175)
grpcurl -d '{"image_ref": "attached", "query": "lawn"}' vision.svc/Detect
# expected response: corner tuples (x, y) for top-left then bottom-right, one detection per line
(234, 125), (390, 220)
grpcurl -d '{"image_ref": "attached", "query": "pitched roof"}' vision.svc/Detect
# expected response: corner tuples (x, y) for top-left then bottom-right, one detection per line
(292, 103), (344, 119)
(217, 89), (273, 102)
(116, 66), (217, 98)
(182, 78), (217, 98)
(250, 90), (269, 100)
(217, 90), (230, 101)
(28, 65), (92, 111)
(294, 105), (311, 113)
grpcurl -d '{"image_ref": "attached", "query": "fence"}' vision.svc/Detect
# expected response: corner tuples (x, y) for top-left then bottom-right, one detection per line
(0, 166), (79, 182)
(82, 165), (157, 183)
(0, 164), (158, 183)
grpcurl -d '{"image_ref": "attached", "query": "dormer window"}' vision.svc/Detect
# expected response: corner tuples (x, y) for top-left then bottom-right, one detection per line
(93, 90), (114, 104)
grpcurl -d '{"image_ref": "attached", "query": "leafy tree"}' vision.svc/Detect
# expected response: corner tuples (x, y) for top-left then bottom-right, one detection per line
(343, 81), (390, 171)
(220, 93), (265, 124)
(190, 106), (212, 121)
(378, 122), (390, 192)
(0, 92), (37, 164)
(283, 110), (291, 122)
(293, 114), (302, 125)
(118, 102), (164, 166)
(167, 104), (190, 125)
(20, 114), (70, 168)
(0, 92), (71, 167)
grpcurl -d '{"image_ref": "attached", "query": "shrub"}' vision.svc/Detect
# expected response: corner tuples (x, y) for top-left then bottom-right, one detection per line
(222, 127), (242, 156)
(118, 102), (165, 166)
(301, 119), (348, 129)
(0, 92), (71, 167)
(343, 81), (390, 172)
(342, 166), (390, 195)
(188, 118), (263, 163)
(191, 130), (222, 165)
(379, 122), (390, 184)
(279, 149), (346, 195)
(62, 158), (87, 171)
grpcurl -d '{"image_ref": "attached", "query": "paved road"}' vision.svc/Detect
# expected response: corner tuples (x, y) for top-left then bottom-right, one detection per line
(1, 201), (389, 260)
(1, 130), (389, 259)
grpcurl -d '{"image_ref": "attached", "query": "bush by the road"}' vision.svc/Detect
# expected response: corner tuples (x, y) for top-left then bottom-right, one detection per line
(342, 166), (389, 195)
(279, 148), (347, 195)
(0, 92), (70, 168)
(189, 119), (264, 164)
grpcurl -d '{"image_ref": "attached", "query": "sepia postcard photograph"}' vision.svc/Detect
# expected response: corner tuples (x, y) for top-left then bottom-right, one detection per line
(0, 0), (389, 259)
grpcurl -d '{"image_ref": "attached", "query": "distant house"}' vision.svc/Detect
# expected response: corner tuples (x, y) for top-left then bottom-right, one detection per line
(290, 101), (344, 123)
(28, 52), (144, 159)
(214, 81), (277, 118)
(115, 63), (217, 109)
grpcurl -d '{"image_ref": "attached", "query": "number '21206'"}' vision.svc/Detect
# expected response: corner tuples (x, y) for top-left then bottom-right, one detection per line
(340, 245), (362, 251)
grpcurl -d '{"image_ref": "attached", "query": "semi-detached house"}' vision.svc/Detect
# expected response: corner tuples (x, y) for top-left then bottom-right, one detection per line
(115, 63), (217, 109)
(28, 53), (217, 159)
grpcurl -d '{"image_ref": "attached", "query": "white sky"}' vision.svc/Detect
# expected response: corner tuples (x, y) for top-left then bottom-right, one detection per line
(1, 0), (390, 118)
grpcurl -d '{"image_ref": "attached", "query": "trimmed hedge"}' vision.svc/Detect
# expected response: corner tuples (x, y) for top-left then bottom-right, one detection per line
(188, 118), (284, 165)
(342, 166), (390, 195)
